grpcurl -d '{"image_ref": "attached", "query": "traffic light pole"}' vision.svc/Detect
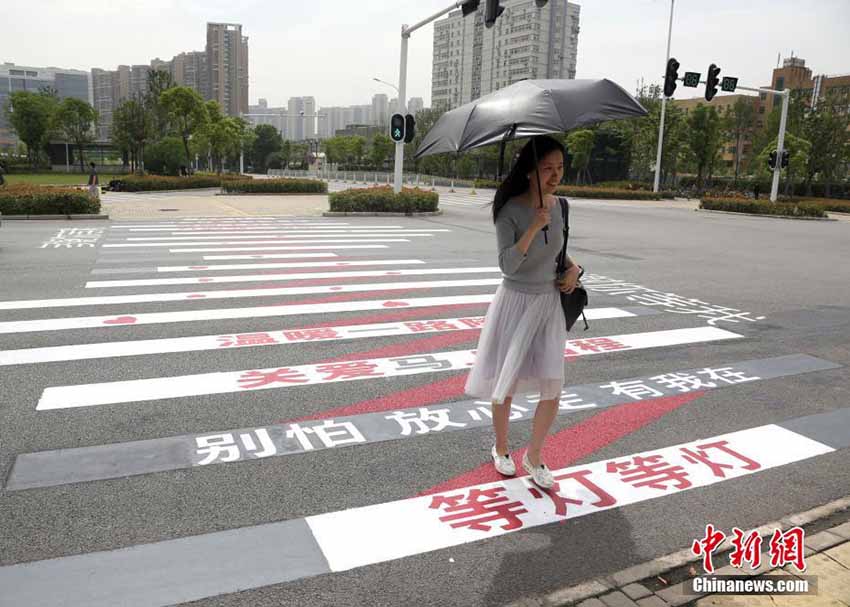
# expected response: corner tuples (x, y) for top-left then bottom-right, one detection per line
(393, 2), (475, 194)
(653, 0), (675, 193)
(726, 84), (789, 203)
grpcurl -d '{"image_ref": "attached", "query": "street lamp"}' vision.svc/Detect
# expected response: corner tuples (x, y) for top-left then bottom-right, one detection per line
(373, 77), (399, 93)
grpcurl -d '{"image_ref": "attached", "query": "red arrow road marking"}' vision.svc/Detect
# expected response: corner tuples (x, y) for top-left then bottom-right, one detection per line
(419, 391), (706, 496)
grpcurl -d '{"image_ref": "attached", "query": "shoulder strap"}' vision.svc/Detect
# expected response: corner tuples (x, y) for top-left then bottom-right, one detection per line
(557, 197), (569, 270)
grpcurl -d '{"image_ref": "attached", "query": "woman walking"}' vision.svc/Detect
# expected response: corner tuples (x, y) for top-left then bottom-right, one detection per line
(465, 135), (582, 489)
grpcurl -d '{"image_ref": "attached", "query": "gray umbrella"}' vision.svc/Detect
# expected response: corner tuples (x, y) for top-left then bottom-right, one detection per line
(414, 78), (647, 161)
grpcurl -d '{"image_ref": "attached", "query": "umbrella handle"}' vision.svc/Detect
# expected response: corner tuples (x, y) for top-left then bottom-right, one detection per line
(530, 137), (549, 245)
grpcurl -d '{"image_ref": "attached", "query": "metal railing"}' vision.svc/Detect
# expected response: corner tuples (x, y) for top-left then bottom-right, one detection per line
(266, 168), (487, 190)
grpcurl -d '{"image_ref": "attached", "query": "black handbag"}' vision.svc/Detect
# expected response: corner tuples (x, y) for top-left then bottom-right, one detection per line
(556, 197), (589, 332)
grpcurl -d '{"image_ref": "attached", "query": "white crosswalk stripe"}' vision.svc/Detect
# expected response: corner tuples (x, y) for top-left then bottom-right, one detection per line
(3, 212), (816, 607)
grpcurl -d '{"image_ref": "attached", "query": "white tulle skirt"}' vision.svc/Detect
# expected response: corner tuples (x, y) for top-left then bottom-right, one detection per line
(464, 283), (567, 404)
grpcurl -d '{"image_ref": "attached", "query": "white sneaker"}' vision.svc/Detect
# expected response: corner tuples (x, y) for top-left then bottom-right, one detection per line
(491, 445), (516, 476)
(523, 452), (554, 489)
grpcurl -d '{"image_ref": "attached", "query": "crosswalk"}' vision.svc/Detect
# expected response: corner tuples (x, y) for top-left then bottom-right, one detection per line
(0, 214), (845, 607)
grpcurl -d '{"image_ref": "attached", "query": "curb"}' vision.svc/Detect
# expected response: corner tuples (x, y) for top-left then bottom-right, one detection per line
(322, 210), (443, 217)
(1, 214), (110, 220)
(695, 208), (837, 221)
(509, 494), (850, 607)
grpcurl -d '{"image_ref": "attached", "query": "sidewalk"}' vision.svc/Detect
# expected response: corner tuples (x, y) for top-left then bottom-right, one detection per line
(508, 496), (850, 607)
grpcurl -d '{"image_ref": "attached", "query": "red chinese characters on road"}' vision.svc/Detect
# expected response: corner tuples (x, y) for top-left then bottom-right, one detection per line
(527, 469), (617, 516)
(237, 368), (310, 389)
(282, 328), (341, 341)
(218, 332), (281, 348)
(429, 487), (527, 532)
(680, 440), (761, 478)
(315, 361), (384, 381)
(404, 320), (461, 333)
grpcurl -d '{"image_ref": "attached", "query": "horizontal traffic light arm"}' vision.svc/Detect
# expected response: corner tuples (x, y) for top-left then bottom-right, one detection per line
(663, 77), (787, 96)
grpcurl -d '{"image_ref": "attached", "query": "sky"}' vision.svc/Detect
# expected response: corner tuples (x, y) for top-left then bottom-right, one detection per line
(3, 0), (849, 109)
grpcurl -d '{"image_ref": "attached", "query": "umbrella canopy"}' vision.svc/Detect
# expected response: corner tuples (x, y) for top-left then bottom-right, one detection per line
(414, 78), (647, 159)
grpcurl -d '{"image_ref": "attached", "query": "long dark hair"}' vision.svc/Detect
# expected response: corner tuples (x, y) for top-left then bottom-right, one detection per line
(492, 135), (565, 223)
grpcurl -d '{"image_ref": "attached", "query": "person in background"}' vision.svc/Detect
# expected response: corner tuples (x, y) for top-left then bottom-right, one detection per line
(87, 162), (100, 199)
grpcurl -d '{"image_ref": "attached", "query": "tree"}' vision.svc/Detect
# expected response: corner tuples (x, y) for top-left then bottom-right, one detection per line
(281, 140), (292, 168)
(369, 133), (394, 170)
(198, 101), (248, 173)
(112, 95), (150, 173)
(723, 97), (757, 183)
(161, 86), (208, 168)
(685, 103), (723, 191)
(146, 69), (175, 140)
(144, 136), (185, 175)
(755, 132), (811, 196)
(5, 90), (56, 167)
(800, 89), (850, 194)
(565, 129), (595, 184)
(54, 97), (98, 173)
(251, 124), (283, 172)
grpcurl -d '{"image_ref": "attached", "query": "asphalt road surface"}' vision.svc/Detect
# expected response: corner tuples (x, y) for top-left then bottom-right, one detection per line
(1, 193), (849, 607)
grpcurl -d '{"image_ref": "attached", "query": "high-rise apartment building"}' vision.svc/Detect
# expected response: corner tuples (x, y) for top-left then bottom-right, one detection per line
(90, 23), (247, 140)
(287, 97), (316, 141)
(1, 63), (91, 148)
(372, 94), (389, 127)
(207, 22), (249, 117)
(432, 0), (580, 110)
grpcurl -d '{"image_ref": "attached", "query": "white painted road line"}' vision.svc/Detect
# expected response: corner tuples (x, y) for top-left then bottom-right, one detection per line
(104, 238), (419, 248)
(171, 244), (403, 252)
(121, 231), (448, 240)
(35, 327), (743, 410)
(201, 247), (390, 258)
(0, 294), (497, 334)
(0, 315), (491, 366)
(0, 413), (842, 607)
(0, 278), (503, 310)
(85, 267), (498, 288)
(153, 258), (422, 273)
(86, 264), (501, 289)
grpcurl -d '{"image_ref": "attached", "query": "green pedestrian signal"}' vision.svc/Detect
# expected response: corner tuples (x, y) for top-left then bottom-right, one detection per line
(683, 72), (701, 88)
(390, 113), (406, 143)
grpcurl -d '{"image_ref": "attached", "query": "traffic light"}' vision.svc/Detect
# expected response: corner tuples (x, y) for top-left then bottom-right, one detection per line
(781, 150), (790, 169)
(663, 57), (680, 98)
(461, 0), (480, 16)
(535, 0), (549, 6)
(390, 113), (405, 143)
(768, 150), (778, 170)
(705, 64), (721, 102)
(404, 114), (416, 144)
(484, 0), (505, 28)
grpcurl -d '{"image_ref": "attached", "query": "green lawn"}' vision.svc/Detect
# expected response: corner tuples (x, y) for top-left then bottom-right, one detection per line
(5, 173), (124, 186)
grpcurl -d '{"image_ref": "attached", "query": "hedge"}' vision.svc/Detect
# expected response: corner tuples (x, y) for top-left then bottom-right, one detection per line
(555, 186), (674, 200)
(107, 174), (244, 192)
(329, 186), (439, 213)
(699, 197), (827, 218)
(473, 179), (501, 189)
(793, 198), (850, 214)
(222, 178), (327, 194)
(0, 184), (101, 215)
(679, 176), (850, 200)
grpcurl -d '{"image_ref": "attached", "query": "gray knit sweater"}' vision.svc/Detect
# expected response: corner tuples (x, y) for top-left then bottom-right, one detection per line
(495, 196), (572, 294)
